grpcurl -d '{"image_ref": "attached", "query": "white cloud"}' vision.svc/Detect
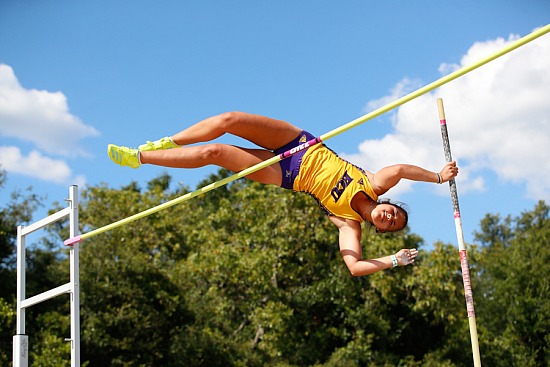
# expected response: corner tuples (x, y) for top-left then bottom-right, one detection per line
(344, 30), (550, 200)
(0, 64), (99, 157)
(0, 64), (97, 184)
(0, 146), (83, 184)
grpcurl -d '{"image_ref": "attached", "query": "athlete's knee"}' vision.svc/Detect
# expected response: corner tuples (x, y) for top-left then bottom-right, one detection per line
(216, 111), (246, 130)
(199, 143), (226, 163)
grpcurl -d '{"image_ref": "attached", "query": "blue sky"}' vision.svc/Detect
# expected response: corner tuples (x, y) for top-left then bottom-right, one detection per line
(1, 1), (549, 249)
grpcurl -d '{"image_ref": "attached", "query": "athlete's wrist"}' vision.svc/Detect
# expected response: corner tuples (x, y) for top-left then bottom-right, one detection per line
(391, 254), (398, 267)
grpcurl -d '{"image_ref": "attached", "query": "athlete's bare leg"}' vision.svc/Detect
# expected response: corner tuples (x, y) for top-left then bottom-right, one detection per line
(134, 112), (303, 185)
(170, 111), (302, 150)
(140, 144), (281, 185)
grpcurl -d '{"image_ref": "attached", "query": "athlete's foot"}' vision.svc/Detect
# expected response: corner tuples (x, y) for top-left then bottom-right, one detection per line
(139, 137), (179, 151)
(108, 144), (141, 168)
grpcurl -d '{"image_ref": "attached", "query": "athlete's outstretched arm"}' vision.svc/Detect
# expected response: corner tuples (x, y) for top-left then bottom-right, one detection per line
(371, 161), (458, 195)
(329, 216), (417, 277)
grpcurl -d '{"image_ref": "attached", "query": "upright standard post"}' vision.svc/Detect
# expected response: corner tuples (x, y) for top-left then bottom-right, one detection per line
(13, 226), (28, 367)
(437, 98), (482, 367)
(13, 186), (80, 367)
(68, 185), (81, 366)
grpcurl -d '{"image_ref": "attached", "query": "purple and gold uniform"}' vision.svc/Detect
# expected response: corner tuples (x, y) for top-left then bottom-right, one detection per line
(275, 131), (378, 222)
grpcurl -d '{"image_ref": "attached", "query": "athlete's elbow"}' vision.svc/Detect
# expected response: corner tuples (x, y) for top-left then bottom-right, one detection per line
(392, 164), (407, 176)
(346, 263), (362, 277)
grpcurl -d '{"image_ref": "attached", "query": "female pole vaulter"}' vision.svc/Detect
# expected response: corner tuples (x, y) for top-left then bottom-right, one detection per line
(108, 112), (458, 276)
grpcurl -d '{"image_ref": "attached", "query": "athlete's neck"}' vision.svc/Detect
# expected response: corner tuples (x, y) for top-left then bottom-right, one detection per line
(351, 192), (377, 222)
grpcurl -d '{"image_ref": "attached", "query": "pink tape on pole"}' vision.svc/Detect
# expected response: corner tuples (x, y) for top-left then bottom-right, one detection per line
(64, 236), (82, 246)
(440, 119), (447, 126)
(459, 250), (476, 318)
(454, 211), (461, 219)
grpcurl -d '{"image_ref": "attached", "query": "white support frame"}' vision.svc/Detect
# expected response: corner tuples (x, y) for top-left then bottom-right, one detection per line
(13, 185), (80, 367)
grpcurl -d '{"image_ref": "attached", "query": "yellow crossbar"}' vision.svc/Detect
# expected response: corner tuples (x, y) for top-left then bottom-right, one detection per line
(64, 24), (550, 246)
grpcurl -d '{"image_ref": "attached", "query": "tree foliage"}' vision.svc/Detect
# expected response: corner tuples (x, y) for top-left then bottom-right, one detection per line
(1, 169), (548, 366)
(474, 201), (550, 367)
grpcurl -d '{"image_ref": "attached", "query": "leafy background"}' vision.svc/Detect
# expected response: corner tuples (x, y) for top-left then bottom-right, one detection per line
(1, 168), (548, 366)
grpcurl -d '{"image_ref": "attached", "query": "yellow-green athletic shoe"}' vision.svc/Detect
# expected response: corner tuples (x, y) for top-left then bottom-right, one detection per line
(139, 137), (179, 151)
(108, 144), (141, 168)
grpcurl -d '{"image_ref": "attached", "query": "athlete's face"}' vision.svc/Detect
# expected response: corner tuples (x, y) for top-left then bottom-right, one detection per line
(371, 203), (406, 233)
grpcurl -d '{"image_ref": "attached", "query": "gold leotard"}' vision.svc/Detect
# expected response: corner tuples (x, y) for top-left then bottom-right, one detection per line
(293, 144), (378, 222)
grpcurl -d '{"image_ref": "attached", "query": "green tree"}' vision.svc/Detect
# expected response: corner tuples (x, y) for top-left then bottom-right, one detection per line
(28, 170), (550, 367)
(165, 178), (442, 366)
(0, 168), (43, 293)
(0, 297), (16, 365)
(475, 201), (550, 367)
(0, 169), (43, 366)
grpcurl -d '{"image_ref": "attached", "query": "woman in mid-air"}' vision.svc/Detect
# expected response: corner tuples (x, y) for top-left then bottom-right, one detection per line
(108, 111), (458, 276)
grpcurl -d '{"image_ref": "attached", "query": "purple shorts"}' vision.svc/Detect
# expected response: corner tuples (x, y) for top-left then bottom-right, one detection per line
(274, 131), (316, 189)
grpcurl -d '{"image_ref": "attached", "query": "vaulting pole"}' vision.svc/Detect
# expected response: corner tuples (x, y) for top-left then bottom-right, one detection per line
(65, 24), (550, 246)
(437, 98), (481, 367)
